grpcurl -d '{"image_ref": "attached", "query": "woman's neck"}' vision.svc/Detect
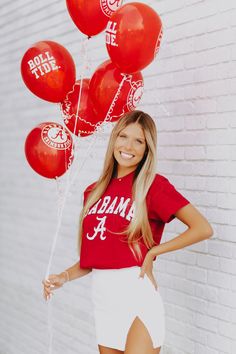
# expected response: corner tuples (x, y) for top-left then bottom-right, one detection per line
(115, 166), (136, 179)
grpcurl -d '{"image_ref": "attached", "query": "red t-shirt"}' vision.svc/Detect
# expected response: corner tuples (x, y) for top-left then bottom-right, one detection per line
(79, 170), (190, 269)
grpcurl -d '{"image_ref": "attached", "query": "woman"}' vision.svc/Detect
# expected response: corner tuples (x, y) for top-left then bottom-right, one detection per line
(42, 110), (213, 354)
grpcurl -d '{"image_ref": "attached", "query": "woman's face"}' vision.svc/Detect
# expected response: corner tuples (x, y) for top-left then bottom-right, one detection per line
(113, 123), (147, 175)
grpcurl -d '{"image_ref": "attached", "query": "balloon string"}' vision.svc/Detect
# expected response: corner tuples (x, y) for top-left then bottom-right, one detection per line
(45, 37), (89, 279)
(47, 72), (129, 278)
(64, 36), (90, 178)
(45, 36), (90, 354)
(44, 194), (66, 354)
(45, 55), (129, 354)
(64, 36), (91, 183)
(72, 36), (89, 137)
(66, 72), (130, 191)
(47, 301), (53, 354)
(103, 73), (131, 124)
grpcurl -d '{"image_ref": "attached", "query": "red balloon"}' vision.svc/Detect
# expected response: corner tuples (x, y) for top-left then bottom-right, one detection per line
(66, 0), (123, 37)
(89, 60), (144, 122)
(106, 2), (163, 74)
(61, 79), (103, 137)
(25, 122), (74, 179)
(21, 41), (76, 103)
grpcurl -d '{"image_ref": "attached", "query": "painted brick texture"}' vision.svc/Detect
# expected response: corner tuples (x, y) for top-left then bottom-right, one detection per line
(0, 1), (235, 354)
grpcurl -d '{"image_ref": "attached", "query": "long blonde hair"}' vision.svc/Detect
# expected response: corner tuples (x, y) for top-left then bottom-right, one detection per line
(78, 110), (158, 262)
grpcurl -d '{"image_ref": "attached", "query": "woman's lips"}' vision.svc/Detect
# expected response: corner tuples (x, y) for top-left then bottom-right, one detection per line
(120, 151), (134, 159)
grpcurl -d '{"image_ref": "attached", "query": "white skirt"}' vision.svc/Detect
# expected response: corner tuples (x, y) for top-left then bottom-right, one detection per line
(91, 266), (165, 351)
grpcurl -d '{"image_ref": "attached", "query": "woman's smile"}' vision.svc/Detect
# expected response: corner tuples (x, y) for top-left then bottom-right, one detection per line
(114, 123), (147, 177)
(119, 151), (135, 160)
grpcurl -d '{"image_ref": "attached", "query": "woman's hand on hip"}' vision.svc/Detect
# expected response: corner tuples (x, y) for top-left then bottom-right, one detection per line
(139, 251), (158, 291)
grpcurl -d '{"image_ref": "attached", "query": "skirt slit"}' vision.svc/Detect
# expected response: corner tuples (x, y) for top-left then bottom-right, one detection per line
(91, 266), (165, 351)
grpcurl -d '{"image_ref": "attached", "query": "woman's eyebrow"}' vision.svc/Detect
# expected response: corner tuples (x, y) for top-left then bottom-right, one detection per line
(136, 136), (145, 141)
(119, 131), (145, 141)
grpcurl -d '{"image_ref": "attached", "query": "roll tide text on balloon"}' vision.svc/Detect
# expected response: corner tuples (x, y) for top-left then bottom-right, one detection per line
(27, 51), (60, 79)
(105, 21), (118, 47)
(21, 41), (76, 103)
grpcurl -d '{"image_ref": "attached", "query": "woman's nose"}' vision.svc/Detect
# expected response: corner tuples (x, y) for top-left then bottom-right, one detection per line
(123, 139), (133, 150)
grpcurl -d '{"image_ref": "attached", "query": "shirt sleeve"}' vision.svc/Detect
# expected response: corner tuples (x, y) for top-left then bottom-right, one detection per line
(151, 175), (191, 223)
(83, 181), (97, 206)
(82, 191), (86, 206)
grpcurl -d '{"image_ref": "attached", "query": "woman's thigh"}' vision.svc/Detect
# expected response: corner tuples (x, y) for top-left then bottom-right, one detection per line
(98, 344), (124, 354)
(124, 316), (161, 354)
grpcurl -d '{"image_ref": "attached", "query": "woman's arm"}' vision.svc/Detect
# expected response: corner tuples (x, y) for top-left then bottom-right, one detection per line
(149, 203), (214, 258)
(60, 261), (92, 282)
(42, 261), (92, 301)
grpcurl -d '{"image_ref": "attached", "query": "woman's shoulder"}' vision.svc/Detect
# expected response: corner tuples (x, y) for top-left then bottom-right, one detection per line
(147, 173), (174, 196)
(84, 181), (97, 194)
(150, 173), (170, 188)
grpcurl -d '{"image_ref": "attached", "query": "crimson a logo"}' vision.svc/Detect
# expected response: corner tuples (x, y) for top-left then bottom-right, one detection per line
(100, 0), (123, 18)
(127, 80), (144, 111)
(41, 123), (72, 150)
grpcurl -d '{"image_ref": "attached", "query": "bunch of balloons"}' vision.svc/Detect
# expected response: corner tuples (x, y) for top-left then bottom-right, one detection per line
(21, 1), (163, 179)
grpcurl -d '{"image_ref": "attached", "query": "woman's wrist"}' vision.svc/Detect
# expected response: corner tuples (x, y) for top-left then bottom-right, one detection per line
(60, 270), (70, 284)
(148, 246), (159, 259)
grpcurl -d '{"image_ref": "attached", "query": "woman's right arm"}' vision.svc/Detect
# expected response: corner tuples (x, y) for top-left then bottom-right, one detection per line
(42, 261), (92, 301)
(61, 261), (92, 282)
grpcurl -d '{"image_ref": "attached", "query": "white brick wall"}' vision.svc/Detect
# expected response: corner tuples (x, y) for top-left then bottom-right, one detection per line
(0, 0), (235, 353)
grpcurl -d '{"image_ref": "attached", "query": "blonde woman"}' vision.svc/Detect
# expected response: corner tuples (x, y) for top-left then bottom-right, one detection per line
(42, 110), (213, 354)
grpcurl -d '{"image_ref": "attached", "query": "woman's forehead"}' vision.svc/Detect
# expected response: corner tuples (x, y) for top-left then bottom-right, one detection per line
(120, 123), (145, 135)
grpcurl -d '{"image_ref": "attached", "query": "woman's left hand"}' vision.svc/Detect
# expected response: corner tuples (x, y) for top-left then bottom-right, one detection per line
(139, 250), (158, 291)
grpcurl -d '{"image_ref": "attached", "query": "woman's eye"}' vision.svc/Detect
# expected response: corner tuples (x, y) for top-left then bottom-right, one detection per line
(136, 139), (143, 144)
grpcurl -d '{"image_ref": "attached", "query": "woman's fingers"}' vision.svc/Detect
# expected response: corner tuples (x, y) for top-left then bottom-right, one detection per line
(42, 276), (57, 287)
(42, 279), (51, 288)
(42, 281), (53, 292)
(43, 288), (51, 299)
(147, 273), (158, 291)
(43, 288), (54, 301)
(42, 274), (62, 301)
(42, 277), (55, 301)
(153, 279), (158, 290)
(152, 277), (158, 290)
